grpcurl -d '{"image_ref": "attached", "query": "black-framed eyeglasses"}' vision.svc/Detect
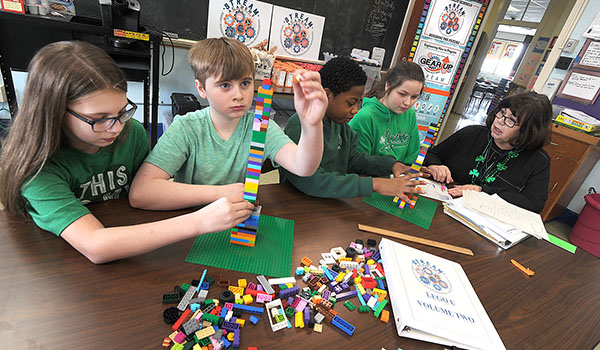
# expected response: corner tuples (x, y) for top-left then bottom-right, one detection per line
(67, 98), (137, 132)
(495, 109), (521, 128)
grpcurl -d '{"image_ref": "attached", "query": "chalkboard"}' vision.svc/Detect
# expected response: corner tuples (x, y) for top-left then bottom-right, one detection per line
(74, 0), (409, 68)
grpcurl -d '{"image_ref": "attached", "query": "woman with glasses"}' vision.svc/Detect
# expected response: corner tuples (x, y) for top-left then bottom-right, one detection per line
(423, 91), (552, 213)
(0, 41), (253, 263)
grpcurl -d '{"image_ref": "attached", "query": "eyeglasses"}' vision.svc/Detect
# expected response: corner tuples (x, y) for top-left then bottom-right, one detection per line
(67, 99), (137, 132)
(495, 109), (521, 128)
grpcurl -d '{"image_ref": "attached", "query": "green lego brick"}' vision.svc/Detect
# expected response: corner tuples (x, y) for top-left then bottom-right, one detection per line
(358, 305), (371, 313)
(275, 314), (285, 323)
(285, 306), (295, 317)
(202, 313), (220, 324)
(344, 301), (356, 311)
(205, 275), (215, 285)
(181, 283), (190, 292)
(200, 337), (211, 346)
(374, 299), (388, 317)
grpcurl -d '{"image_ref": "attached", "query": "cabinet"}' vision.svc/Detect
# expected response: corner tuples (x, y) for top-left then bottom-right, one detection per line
(541, 124), (600, 221)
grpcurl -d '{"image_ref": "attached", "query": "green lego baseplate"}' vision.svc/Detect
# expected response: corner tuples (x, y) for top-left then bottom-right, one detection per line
(363, 193), (437, 229)
(186, 215), (294, 277)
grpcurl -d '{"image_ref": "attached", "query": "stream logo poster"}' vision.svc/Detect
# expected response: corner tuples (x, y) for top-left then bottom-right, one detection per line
(268, 5), (325, 60)
(207, 0), (273, 46)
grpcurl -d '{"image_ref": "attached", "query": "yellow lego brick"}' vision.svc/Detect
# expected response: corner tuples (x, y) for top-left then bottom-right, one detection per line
(357, 283), (366, 295)
(168, 331), (179, 340)
(338, 257), (351, 262)
(366, 259), (375, 265)
(244, 181), (259, 193)
(194, 326), (215, 340)
(314, 323), (323, 333)
(228, 286), (244, 295)
(295, 311), (305, 328)
(238, 279), (247, 288)
(354, 277), (362, 285)
(192, 344), (202, 350)
(227, 332), (235, 341)
(243, 294), (253, 305)
(335, 272), (346, 283)
(236, 318), (246, 327)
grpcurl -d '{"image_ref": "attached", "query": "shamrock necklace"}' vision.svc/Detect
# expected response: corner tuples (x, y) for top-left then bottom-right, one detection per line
(469, 138), (519, 184)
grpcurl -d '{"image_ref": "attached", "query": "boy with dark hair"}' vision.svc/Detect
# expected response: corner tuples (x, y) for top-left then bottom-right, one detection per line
(281, 56), (424, 201)
(130, 37), (327, 211)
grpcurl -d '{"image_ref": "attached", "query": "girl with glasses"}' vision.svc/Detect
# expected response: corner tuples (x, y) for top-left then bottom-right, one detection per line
(0, 41), (253, 263)
(423, 91), (553, 213)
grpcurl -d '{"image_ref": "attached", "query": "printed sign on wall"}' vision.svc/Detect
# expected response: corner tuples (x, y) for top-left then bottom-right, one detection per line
(414, 40), (462, 87)
(423, 0), (482, 48)
(207, 0), (273, 46)
(268, 5), (325, 60)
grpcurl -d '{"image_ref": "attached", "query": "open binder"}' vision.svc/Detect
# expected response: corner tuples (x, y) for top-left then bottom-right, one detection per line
(379, 238), (505, 350)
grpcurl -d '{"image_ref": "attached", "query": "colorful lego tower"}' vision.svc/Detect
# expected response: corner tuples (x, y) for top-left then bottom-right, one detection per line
(394, 123), (439, 209)
(230, 79), (274, 246)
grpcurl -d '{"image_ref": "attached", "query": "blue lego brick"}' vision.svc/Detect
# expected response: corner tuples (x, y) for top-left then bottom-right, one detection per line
(377, 279), (385, 290)
(221, 321), (240, 331)
(372, 250), (381, 261)
(249, 315), (260, 325)
(232, 304), (264, 314)
(200, 282), (209, 290)
(332, 315), (355, 336)
(222, 337), (232, 348)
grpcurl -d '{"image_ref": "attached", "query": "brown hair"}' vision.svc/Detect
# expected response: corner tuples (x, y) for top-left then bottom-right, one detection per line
(0, 41), (128, 216)
(188, 37), (255, 87)
(367, 59), (425, 98)
(485, 91), (552, 150)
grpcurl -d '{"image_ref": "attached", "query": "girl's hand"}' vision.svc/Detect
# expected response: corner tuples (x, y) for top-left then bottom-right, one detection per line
(448, 184), (482, 198)
(292, 70), (328, 126)
(195, 197), (254, 233)
(424, 165), (453, 183)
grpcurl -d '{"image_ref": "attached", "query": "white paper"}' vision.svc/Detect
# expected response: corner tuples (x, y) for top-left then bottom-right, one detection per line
(562, 108), (600, 126)
(417, 178), (452, 202)
(462, 190), (547, 240)
(583, 13), (600, 40)
(561, 72), (600, 101)
(580, 41), (600, 68)
(268, 6), (325, 61)
(444, 197), (530, 249)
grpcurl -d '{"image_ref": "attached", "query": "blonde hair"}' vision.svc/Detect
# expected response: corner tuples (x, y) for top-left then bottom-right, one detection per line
(0, 41), (128, 216)
(188, 37), (254, 86)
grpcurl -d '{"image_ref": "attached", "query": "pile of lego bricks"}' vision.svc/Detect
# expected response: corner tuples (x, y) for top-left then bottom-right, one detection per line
(160, 238), (390, 349)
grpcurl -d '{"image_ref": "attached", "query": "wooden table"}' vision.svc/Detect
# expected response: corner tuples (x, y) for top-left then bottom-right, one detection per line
(1, 183), (599, 349)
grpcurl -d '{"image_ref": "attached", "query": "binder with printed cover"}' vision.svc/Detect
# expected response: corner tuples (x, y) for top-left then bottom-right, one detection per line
(379, 238), (505, 350)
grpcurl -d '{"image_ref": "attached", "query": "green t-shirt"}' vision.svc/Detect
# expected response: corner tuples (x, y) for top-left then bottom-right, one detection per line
(144, 107), (291, 185)
(22, 120), (150, 235)
(349, 96), (420, 165)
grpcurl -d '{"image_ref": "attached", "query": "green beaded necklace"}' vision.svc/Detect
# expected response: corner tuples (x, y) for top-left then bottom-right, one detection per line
(470, 138), (519, 184)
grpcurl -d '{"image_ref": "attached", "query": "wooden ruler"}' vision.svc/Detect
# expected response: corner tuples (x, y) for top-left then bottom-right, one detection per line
(358, 224), (474, 256)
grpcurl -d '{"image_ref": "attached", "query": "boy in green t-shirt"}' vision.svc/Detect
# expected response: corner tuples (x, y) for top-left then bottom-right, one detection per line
(281, 56), (424, 202)
(130, 37), (327, 210)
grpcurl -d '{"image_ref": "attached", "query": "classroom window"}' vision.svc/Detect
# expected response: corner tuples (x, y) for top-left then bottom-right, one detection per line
(504, 0), (551, 22)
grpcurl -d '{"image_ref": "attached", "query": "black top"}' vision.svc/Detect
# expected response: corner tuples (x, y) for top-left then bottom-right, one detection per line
(424, 125), (550, 213)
